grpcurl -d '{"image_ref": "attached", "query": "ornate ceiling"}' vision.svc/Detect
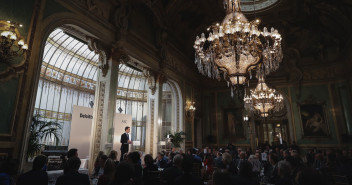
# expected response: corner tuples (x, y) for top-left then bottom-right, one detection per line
(142, 0), (352, 86)
(68, 0), (352, 86)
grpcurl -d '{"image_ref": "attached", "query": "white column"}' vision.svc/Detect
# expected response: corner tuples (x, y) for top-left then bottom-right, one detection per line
(88, 46), (124, 172)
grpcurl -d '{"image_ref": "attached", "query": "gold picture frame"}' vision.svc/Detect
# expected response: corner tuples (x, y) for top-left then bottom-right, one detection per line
(297, 98), (330, 138)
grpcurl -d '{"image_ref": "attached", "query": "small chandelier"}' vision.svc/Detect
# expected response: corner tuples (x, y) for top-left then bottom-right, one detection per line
(244, 75), (284, 117)
(0, 20), (28, 65)
(194, 0), (283, 95)
(185, 101), (196, 118)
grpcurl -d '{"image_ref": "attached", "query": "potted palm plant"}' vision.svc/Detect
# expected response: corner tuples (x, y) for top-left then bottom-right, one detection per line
(165, 131), (185, 148)
(27, 113), (62, 159)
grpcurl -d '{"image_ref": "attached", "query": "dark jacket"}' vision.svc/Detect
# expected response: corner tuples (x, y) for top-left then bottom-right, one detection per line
(162, 166), (183, 185)
(120, 133), (129, 153)
(17, 170), (48, 185)
(55, 170), (90, 185)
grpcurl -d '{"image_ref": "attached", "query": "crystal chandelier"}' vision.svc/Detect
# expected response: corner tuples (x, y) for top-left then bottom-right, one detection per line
(0, 20), (28, 65)
(243, 75), (284, 117)
(194, 0), (283, 95)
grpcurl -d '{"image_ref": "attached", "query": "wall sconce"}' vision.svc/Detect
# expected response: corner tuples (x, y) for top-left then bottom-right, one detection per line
(0, 20), (28, 65)
(185, 101), (196, 118)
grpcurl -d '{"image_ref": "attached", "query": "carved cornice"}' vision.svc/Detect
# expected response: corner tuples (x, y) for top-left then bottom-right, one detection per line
(87, 37), (111, 77)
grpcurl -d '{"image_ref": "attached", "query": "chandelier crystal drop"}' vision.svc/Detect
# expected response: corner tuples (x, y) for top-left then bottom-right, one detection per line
(194, 0), (283, 95)
(243, 75), (284, 117)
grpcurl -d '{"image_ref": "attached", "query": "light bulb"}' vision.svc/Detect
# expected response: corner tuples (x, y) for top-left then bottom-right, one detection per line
(10, 34), (17, 40)
(22, 44), (28, 50)
(1, 31), (9, 37)
(18, 39), (24, 46)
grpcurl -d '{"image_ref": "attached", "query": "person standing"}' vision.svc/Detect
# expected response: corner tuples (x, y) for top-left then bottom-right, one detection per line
(120, 126), (132, 161)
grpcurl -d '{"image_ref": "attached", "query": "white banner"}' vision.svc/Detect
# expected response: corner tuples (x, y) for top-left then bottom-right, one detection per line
(113, 113), (132, 160)
(70, 106), (133, 161)
(69, 105), (93, 159)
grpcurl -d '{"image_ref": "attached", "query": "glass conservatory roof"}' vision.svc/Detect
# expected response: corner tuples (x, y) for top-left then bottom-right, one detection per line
(41, 28), (148, 100)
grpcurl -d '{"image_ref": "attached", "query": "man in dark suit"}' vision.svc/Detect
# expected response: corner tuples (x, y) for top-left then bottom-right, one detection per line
(120, 126), (131, 161)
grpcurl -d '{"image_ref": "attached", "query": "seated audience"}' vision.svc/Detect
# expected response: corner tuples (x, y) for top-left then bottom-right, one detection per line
(232, 161), (259, 185)
(162, 154), (183, 185)
(156, 152), (167, 168)
(275, 160), (292, 185)
(55, 156), (90, 185)
(268, 153), (280, 184)
(127, 152), (142, 185)
(93, 151), (105, 175)
(0, 160), (17, 185)
(95, 155), (108, 177)
(109, 161), (135, 185)
(64, 148), (79, 174)
(174, 156), (203, 185)
(212, 170), (232, 185)
(143, 154), (158, 185)
(98, 158), (115, 185)
(17, 155), (48, 185)
(108, 150), (119, 167)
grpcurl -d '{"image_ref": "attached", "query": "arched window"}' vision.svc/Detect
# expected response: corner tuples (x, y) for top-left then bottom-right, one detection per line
(160, 81), (183, 150)
(116, 64), (148, 151)
(35, 28), (98, 146)
(34, 28), (149, 151)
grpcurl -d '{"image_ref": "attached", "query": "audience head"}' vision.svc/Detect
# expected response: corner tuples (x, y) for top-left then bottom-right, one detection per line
(278, 160), (291, 177)
(67, 148), (78, 158)
(99, 155), (108, 168)
(32, 155), (48, 171)
(103, 158), (116, 176)
(66, 157), (81, 171)
(144, 154), (154, 166)
(255, 152), (261, 160)
(173, 154), (183, 167)
(222, 153), (232, 165)
(168, 152), (176, 162)
(239, 151), (246, 159)
(157, 152), (164, 160)
(269, 153), (279, 165)
(127, 151), (140, 164)
(112, 161), (135, 184)
(108, 150), (118, 161)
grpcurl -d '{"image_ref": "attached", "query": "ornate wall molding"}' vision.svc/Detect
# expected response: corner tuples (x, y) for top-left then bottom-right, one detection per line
(92, 81), (105, 163)
(150, 99), (155, 154)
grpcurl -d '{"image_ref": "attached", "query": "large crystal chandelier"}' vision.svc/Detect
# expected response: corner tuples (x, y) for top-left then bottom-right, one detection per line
(244, 75), (284, 117)
(194, 0), (283, 95)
